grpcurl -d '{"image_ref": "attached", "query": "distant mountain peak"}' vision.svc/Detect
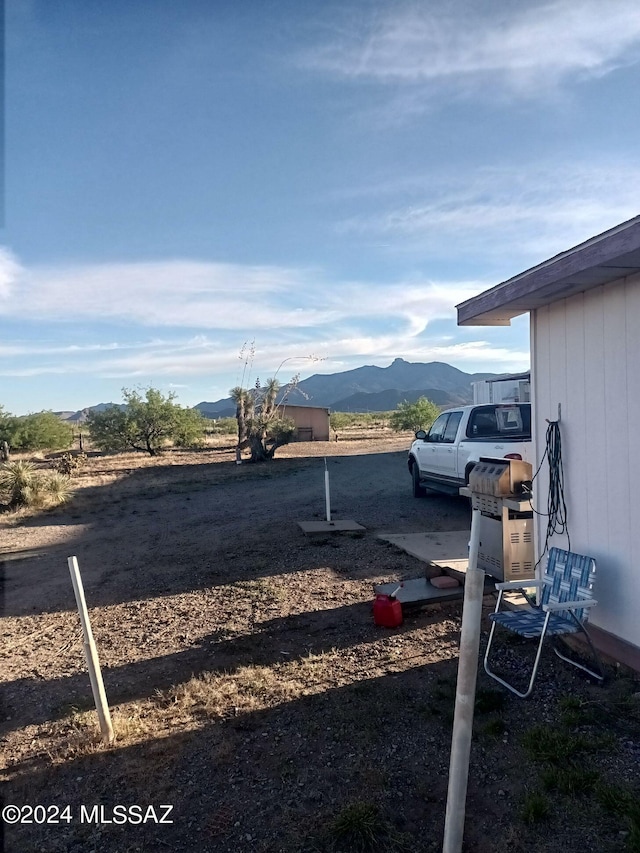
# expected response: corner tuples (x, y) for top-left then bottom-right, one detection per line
(54, 360), (514, 422)
(192, 359), (508, 418)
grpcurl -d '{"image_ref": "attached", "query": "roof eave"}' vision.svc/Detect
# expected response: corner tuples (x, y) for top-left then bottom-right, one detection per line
(457, 215), (640, 327)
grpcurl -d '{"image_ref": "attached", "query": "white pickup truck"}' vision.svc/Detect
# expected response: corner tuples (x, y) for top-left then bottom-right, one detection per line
(407, 403), (532, 497)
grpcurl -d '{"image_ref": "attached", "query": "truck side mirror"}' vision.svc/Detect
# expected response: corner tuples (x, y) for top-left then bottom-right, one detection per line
(415, 429), (427, 440)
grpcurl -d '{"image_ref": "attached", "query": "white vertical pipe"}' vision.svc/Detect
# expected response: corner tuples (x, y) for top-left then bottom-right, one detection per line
(68, 556), (114, 745)
(442, 509), (484, 853)
(324, 457), (331, 522)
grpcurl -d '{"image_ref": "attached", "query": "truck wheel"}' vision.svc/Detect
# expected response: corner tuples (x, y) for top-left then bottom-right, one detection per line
(412, 463), (426, 498)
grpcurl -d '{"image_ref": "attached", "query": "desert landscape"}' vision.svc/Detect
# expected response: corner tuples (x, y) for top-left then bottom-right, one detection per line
(1, 430), (639, 853)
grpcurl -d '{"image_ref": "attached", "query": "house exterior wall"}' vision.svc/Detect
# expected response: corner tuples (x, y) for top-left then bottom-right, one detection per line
(531, 272), (640, 649)
(280, 405), (330, 441)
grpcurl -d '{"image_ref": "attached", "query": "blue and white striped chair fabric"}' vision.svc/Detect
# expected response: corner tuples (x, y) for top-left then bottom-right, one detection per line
(483, 547), (604, 698)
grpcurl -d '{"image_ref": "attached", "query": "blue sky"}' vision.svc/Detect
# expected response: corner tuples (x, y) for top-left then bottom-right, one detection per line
(2, 0), (640, 414)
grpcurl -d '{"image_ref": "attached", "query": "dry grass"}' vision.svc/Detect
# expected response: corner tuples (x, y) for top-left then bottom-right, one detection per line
(165, 664), (308, 719)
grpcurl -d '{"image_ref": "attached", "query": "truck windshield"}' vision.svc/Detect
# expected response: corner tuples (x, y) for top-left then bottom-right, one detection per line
(466, 405), (531, 439)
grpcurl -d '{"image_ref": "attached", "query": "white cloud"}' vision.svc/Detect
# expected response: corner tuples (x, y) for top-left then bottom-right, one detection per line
(303, 0), (640, 96)
(0, 251), (528, 394)
(0, 247), (24, 301)
(3, 260), (342, 330)
(84, 325), (529, 383)
(405, 340), (530, 368)
(0, 341), (138, 356)
(339, 162), (640, 262)
(0, 254), (481, 336)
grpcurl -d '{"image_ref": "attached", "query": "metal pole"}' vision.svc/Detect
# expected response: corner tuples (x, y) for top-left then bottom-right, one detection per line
(443, 509), (484, 853)
(324, 457), (331, 522)
(67, 556), (114, 744)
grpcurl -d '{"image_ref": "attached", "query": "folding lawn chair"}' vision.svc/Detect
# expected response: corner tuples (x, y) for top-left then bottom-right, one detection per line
(483, 547), (605, 698)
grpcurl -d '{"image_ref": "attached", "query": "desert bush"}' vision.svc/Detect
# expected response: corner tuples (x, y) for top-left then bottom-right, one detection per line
(56, 452), (88, 477)
(330, 411), (393, 431)
(42, 472), (74, 505)
(87, 387), (206, 455)
(389, 397), (440, 433)
(207, 417), (237, 435)
(330, 411), (355, 431)
(0, 460), (73, 509)
(4, 411), (73, 452)
(0, 460), (39, 506)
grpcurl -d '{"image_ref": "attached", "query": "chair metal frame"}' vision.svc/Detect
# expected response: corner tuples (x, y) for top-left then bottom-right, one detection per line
(483, 547), (605, 698)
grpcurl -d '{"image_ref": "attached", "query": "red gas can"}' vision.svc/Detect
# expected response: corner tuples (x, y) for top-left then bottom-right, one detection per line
(373, 593), (403, 628)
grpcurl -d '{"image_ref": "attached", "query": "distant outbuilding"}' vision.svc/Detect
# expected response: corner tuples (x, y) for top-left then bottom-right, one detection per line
(280, 404), (330, 442)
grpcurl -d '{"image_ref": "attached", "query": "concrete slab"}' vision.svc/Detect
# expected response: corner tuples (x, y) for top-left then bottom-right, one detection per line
(298, 519), (366, 534)
(377, 530), (470, 572)
(375, 577), (465, 606)
(376, 529), (535, 612)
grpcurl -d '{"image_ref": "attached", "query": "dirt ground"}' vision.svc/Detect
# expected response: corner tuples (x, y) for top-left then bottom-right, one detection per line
(1, 434), (639, 853)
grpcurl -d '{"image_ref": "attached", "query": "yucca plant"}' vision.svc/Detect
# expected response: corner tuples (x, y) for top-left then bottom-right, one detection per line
(0, 461), (74, 509)
(42, 472), (74, 505)
(0, 460), (39, 506)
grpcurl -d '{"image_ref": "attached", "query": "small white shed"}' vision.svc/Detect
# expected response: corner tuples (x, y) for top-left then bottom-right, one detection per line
(457, 215), (640, 669)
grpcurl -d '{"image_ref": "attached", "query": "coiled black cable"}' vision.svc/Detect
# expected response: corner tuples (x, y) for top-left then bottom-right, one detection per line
(530, 419), (571, 564)
(543, 420), (570, 552)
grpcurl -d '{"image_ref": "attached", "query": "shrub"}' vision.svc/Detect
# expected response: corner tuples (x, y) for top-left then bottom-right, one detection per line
(389, 397), (440, 433)
(207, 417), (237, 435)
(56, 452), (88, 477)
(42, 472), (74, 505)
(0, 460), (38, 506)
(0, 460), (73, 509)
(5, 411), (73, 452)
(87, 388), (206, 455)
(329, 411), (393, 431)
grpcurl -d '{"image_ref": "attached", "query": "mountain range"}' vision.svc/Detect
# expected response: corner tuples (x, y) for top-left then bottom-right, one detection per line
(194, 358), (500, 417)
(55, 359), (502, 421)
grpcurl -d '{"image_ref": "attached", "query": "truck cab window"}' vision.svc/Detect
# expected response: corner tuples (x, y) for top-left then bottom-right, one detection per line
(427, 413), (449, 442)
(466, 404), (531, 439)
(469, 412), (497, 436)
(443, 411), (463, 443)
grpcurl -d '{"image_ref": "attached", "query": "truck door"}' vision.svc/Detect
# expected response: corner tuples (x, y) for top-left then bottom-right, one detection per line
(431, 410), (463, 479)
(417, 412), (450, 474)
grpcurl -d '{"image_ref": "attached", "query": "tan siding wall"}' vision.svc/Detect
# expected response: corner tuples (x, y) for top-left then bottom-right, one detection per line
(531, 273), (640, 647)
(280, 406), (330, 441)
